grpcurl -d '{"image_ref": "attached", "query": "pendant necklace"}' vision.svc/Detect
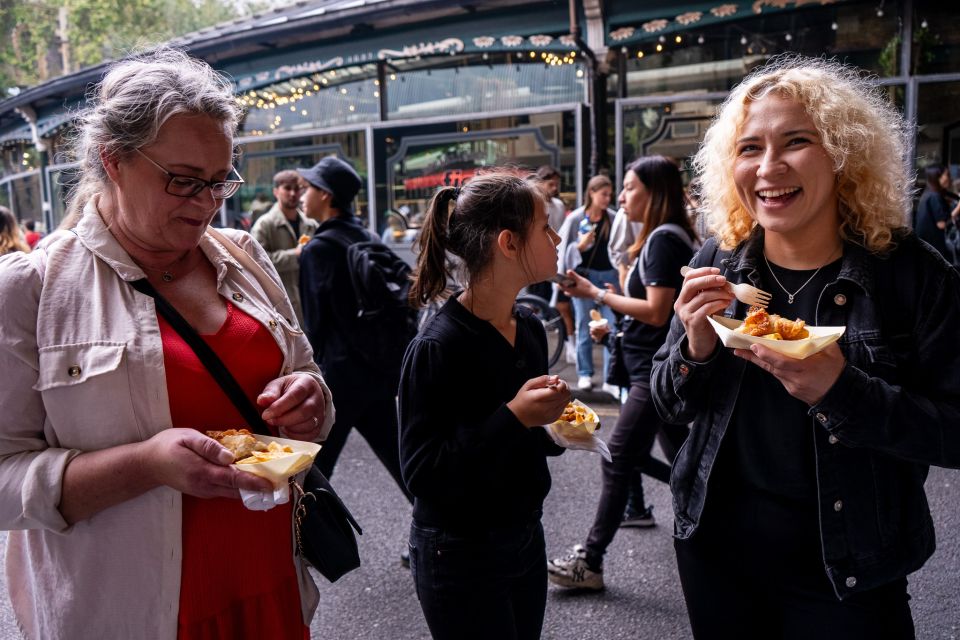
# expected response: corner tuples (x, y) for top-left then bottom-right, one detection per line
(138, 252), (200, 283)
(763, 252), (833, 304)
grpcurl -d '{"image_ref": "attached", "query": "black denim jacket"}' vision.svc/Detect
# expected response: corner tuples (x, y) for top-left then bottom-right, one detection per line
(651, 228), (960, 599)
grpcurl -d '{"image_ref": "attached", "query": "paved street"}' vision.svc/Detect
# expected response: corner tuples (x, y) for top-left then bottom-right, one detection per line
(0, 362), (958, 638)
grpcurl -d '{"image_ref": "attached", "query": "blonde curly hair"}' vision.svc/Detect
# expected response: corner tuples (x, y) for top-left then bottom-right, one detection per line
(693, 55), (910, 253)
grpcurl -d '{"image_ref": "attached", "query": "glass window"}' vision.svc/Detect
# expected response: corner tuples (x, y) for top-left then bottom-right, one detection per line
(230, 132), (368, 229)
(0, 182), (10, 210)
(377, 111), (577, 223)
(912, 0), (960, 75)
(48, 165), (81, 230)
(916, 81), (960, 192)
(9, 172), (42, 222)
(621, 0), (901, 97)
(239, 65), (379, 136)
(387, 56), (585, 120)
(621, 97), (725, 181)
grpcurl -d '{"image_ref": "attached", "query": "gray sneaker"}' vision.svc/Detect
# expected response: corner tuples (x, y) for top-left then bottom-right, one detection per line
(620, 505), (656, 528)
(547, 544), (604, 591)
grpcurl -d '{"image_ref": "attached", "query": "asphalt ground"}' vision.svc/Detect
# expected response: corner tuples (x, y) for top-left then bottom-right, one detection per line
(0, 349), (957, 638)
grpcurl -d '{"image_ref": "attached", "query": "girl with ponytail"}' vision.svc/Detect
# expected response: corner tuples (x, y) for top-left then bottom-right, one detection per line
(400, 172), (571, 640)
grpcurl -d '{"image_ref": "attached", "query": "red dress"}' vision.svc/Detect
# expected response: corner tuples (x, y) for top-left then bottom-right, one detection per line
(159, 301), (310, 639)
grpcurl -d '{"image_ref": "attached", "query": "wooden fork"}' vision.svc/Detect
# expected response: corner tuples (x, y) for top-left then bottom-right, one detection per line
(680, 266), (772, 308)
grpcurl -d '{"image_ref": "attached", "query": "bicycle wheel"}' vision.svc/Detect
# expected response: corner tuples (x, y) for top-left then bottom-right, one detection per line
(515, 294), (567, 370)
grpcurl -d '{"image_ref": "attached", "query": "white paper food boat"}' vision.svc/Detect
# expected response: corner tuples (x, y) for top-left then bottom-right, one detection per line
(707, 314), (845, 360)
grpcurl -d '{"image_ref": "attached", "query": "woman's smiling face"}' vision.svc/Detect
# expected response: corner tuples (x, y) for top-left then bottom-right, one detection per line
(733, 94), (840, 244)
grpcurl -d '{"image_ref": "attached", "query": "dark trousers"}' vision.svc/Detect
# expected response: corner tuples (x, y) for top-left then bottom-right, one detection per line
(674, 489), (916, 639)
(408, 517), (547, 640)
(584, 381), (687, 566)
(315, 383), (412, 503)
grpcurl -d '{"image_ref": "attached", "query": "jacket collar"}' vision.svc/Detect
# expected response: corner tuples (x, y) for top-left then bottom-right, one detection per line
(721, 225), (876, 297)
(76, 197), (243, 282)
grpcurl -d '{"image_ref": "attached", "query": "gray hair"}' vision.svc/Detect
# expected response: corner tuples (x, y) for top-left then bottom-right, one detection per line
(66, 47), (244, 218)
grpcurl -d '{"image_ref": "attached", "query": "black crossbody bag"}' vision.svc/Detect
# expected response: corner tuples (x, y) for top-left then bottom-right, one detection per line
(130, 278), (362, 583)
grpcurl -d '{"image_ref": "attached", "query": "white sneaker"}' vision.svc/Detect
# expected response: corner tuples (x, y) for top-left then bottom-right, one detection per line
(564, 338), (577, 364)
(577, 376), (593, 391)
(547, 544), (604, 590)
(601, 383), (621, 400)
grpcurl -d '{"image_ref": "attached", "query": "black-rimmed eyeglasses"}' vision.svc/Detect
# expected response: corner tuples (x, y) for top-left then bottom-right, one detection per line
(135, 149), (245, 199)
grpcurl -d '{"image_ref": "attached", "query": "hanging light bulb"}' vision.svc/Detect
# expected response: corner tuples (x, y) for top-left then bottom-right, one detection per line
(920, 18), (928, 28)
(785, 33), (793, 41)
(740, 35), (748, 45)
(697, 35), (705, 44)
(876, 6), (884, 17)
(658, 35), (666, 43)
(675, 35), (682, 44)
(656, 43), (663, 52)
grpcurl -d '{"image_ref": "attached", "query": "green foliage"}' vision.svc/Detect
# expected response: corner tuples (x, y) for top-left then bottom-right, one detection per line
(1, 0), (269, 93)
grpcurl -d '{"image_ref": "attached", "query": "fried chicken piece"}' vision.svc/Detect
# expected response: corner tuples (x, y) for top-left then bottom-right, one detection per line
(774, 316), (810, 340)
(738, 306), (773, 336)
(205, 429), (268, 461)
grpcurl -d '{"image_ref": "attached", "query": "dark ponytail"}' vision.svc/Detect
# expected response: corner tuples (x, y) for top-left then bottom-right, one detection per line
(410, 186), (458, 308)
(409, 171), (542, 308)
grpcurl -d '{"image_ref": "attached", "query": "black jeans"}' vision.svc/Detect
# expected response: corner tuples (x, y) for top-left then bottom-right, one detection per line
(315, 385), (413, 503)
(408, 516), (547, 640)
(674, 488), (916, 639)
(584, 381), (687, 566)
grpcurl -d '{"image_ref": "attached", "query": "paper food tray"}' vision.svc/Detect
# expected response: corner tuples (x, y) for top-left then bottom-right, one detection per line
(707, 315), (845, 360)
(232, 434), (321, 487)
(549, 399), (600, 439)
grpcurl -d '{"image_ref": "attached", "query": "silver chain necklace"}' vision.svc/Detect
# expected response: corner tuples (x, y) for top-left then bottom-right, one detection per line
(762, 253), (825, 304)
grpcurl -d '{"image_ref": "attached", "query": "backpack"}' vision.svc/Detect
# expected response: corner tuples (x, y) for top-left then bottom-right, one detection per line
(317, 230), (419, 379)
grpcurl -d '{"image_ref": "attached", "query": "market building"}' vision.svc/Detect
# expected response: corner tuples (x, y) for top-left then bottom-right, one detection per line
(0, 0), (957, 235)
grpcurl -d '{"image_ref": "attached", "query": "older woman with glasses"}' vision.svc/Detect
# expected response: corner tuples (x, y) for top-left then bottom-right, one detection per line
(0, 49), (334, 639)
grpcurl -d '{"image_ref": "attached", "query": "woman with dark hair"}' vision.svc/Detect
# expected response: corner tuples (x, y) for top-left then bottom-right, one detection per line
(556, 174), (619, 393)
(915, 163), (959, 261)
(547, 156), (698, 591)
(399, 171), (571, 640)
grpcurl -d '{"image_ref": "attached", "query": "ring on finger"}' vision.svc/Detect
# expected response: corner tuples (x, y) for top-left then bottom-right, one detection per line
(312, 416), (319, 428)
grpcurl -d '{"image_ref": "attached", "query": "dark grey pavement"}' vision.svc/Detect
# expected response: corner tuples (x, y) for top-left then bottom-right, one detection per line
(0, 353), (958, 638)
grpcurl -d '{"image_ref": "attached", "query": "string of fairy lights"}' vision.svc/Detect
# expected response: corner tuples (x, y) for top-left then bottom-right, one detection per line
(240, 51), (581, 136)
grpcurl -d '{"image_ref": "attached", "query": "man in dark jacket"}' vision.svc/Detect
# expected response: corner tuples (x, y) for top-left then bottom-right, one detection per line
(298, 157), (413, 509)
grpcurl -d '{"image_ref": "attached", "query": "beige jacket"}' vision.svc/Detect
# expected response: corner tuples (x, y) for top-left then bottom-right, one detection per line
(0, 200), (335, 639)
(250, 204), (319, 327)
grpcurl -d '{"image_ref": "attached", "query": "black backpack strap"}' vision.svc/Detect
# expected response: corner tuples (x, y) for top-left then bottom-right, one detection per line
(130, 278), (271, 436)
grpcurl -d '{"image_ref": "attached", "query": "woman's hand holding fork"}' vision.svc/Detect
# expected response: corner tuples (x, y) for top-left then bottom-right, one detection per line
(675, 267), (736, 362)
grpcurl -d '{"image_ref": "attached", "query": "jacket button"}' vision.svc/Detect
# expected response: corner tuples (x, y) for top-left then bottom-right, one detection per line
(68, 365), (81, 377)
(232, 292), (244, 302)
(516, 359), (525, 369)
(679, 364), (690, 376)
(816, 412), (828, 424)
(834, 500), (843, 512)
(268, 320), (278, 329)
(845, 576), (857, 588)
(834, 294), (847, 306)
(828, 434), (839, 445)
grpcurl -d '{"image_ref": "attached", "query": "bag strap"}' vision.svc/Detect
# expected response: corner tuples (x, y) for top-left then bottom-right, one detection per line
(635, 223), (699, 283)
(129, 278), (271, 436)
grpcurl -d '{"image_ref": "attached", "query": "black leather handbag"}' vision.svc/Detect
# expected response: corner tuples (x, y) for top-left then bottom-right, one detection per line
(131, 278), (362, 583)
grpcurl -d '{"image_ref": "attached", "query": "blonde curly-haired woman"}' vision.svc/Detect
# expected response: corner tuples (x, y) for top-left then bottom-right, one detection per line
(652, 55), (960, 638)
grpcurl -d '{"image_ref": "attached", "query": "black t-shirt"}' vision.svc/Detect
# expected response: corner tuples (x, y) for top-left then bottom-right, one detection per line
(713, 256), (843, 505)
(579, 213), (614, 272)
(289, 215), (302, 240)
(915, 189), (950, 257)
(621, 231), (694, 382)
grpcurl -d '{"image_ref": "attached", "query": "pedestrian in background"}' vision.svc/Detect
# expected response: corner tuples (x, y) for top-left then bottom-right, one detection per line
(0, 48), (333, 639)
(556, 174), (619, 395)
(914, 163), (959, 263)
(0, 206), (29, 256)
(250, 170), (318, 327)
(653, 55), (960, 638)
(401, 172), (570, 640)
(298, 156), (415, 516)
(23, 219), (42, 249)
(548, 156), (696, 591)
